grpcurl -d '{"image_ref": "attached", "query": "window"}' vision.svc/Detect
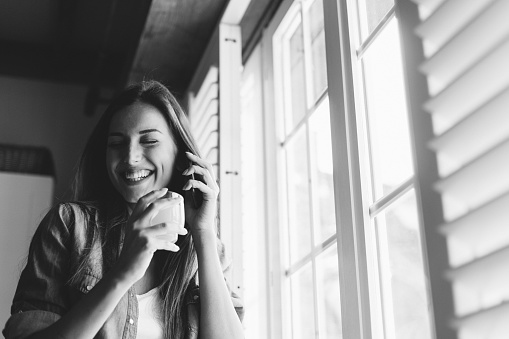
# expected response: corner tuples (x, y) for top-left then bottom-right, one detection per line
(229, 0), (507, 337)
(244, 0), (436, 338)
(347, 3), (433, 339)
(271, 1), (341, 338)
(235, 0), (509, 337)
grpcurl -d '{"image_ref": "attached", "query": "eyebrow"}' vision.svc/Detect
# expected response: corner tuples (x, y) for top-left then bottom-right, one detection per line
(108, 129), (162, 137)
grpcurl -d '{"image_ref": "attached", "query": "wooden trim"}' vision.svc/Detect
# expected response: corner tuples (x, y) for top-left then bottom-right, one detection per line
(218, 23), (243, 295)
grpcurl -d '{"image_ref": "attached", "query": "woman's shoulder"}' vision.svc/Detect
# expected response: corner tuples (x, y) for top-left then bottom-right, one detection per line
(37, 201), (101, 236)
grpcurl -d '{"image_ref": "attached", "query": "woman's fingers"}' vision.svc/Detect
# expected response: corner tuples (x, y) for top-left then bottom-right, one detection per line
(182, 179), (216, 198)
(185, 152), (214, 174)
(148, 222), (188, 237)
(183, 152), (220, 194)
(132, 188), (168, 218)
(135, 223), (187, 252)
(182, 165), (216, 187)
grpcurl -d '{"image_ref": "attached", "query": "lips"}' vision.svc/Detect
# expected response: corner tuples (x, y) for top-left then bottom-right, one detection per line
(121, 169), (154, 183)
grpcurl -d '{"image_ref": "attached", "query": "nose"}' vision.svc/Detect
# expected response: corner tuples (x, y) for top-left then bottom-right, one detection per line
(123, 142), (142, 165)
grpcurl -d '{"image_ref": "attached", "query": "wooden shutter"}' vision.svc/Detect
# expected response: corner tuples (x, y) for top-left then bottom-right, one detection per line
(411, 0), (509, 337)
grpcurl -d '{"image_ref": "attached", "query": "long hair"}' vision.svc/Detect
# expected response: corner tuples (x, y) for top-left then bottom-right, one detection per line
(72, 80), (200, 338)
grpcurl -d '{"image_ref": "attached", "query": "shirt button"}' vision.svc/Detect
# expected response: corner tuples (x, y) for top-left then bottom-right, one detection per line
(193, 295), (199, 300)
(129, 318), (134, 325)
(86, 285), (92, 291)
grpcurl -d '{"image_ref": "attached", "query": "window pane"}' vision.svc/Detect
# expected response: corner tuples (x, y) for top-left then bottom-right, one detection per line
(307, 0), (327, 102)
(290, 263), (316, 339)
(285, 127), (312, 263)
(309, 98), (336, 244)
(316, 244), (342, 339)
(362, 19), (414, 199)
(357, 0), (394, 41)
(375, 190), (433, 339)
(286, 22), (307, 132)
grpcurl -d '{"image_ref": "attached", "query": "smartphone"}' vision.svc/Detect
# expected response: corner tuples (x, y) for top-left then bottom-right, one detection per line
(189, 170), (204, 209)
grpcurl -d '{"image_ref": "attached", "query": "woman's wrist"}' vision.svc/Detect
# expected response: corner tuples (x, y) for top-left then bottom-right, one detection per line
(107, 264), (138, 290)
(191, 227), (215, 239)
(191, 228), (216, 248)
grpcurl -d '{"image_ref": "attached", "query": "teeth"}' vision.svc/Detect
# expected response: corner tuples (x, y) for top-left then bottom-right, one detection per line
(124, 170), (151, 181)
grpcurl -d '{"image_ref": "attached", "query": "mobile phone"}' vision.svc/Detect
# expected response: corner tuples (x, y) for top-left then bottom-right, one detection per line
(189, 171), (204, 209)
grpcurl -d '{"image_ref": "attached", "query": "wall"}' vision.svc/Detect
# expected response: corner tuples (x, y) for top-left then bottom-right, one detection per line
(0, 76), (103, 201)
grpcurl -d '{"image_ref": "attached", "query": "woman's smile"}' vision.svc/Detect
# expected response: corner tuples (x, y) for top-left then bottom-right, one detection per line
(121, 168), (154, 184)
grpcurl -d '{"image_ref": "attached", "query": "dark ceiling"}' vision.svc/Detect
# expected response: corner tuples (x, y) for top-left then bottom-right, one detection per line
(0, 0), (228, 113)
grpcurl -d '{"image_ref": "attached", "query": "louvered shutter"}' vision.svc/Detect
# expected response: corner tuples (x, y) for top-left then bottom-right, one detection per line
(188, 66), (220, 181)
(411, 0), (509, 337)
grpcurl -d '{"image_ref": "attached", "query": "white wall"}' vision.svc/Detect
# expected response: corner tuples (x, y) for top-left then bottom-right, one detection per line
(0, 76), (103, 200)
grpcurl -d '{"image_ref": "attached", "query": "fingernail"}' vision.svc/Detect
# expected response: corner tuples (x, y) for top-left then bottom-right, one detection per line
(182, 168), (190, 175)
(160, 187), (168, 193)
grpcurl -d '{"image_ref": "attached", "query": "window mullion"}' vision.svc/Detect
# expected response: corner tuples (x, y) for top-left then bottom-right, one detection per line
(301, 4), (320, 332)
(323, 0), (372, 338)
(305, 115), (320, 339)
(348, 0), (385, 333)
(301, 0), (316, 110)
(369, 177), (414, 217)
(356, 7), (396, 58)
(280, 89), (328, 147)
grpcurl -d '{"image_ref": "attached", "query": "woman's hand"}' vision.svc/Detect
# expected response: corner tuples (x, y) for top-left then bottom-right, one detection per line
(113, 188), (188, 284)
(182, 152), (220, 235)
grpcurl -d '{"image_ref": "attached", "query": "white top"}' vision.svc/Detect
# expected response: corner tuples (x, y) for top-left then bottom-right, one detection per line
(135, 287), (164, 339)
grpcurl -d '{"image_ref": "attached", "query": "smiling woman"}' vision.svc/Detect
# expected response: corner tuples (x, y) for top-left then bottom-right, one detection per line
(2, 80), (244, 339)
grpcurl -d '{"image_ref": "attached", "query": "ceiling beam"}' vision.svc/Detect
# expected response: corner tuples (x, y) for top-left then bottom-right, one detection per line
(126, 0), (228, 97)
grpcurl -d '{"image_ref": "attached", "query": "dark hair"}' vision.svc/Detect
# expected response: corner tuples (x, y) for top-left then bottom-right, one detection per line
(72, 80), (200, 338)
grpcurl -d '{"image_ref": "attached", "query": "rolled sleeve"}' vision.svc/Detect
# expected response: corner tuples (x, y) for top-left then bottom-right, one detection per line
(3, 310), (61, 339)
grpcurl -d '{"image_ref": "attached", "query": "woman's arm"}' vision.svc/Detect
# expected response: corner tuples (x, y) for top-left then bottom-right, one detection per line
(10, 189), (185, 339)
(26, 267), (132, 339)
(193, 230), (244, 339)
(183, 152), (244, 339)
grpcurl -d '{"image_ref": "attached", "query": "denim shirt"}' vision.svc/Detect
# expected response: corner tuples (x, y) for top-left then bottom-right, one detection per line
(3, 203), (243, 339)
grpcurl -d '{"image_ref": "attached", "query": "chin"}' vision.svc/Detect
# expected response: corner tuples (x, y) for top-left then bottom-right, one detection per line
(118, 187), (149, 204)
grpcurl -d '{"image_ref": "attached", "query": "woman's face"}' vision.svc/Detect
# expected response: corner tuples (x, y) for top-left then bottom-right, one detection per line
(106, 102), (178, 204)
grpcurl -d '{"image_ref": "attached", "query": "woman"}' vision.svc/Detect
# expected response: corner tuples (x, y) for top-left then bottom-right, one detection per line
(3, 81), (244, 339)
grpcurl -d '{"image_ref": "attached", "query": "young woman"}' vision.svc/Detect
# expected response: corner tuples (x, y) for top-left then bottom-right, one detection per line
(3, 81), (244, 339)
